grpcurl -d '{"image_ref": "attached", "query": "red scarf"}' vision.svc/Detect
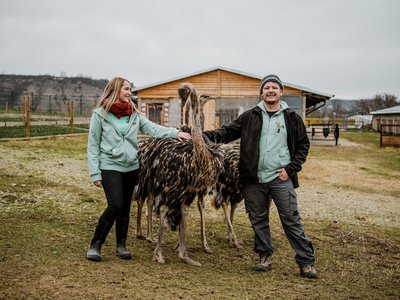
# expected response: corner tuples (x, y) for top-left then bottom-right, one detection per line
(109, 102), (134, 118)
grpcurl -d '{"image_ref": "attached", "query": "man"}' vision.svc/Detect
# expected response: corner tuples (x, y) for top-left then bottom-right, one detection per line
(204, 74), (317, 278)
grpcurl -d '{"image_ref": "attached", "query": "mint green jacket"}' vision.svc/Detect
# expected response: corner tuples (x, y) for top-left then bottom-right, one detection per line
(257, 101), (291, 183)
(87, 108), (179, 182)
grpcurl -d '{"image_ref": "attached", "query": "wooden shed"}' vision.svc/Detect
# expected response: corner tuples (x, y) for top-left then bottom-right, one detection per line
(133, 66), (333, 130)
(370, 105), (400, 134)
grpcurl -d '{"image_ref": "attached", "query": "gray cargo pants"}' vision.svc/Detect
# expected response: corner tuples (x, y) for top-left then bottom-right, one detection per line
(242, 177), (315, 266)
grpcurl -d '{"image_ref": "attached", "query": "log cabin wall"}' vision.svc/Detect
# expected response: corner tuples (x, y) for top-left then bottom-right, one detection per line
(135, 68), (331, 129)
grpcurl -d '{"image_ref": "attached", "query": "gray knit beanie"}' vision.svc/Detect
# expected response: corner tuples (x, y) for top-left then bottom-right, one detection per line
(259, 74), (283, 94)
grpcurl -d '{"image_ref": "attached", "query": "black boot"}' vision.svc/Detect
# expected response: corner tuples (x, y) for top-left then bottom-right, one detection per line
(87, 240), (102, 262)
(115, 217), (132, 259)
(87, 218), (113, 262)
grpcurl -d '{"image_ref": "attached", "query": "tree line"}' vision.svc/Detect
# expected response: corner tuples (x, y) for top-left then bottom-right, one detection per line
(356, 93), (398, 114)
(309, 93), (399, 118)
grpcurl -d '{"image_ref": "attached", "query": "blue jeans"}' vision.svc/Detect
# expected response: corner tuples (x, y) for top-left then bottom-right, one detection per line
(242, 177), (315, 266)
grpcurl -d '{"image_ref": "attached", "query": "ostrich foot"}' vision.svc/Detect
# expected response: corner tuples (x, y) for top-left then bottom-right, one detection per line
(230, 240), (242, 249)
(203, 245), (213, 254)
(152, 252), (165, 264)
(136, 234), (146, 240)
(180, 256), (202, 267)
(146, 236), (157, 244)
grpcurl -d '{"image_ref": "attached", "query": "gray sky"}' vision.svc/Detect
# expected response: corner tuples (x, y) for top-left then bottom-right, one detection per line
(1, 0), (399, 99)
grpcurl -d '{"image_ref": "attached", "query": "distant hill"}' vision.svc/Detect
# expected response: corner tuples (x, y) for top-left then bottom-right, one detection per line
(0, 74), (109, 115)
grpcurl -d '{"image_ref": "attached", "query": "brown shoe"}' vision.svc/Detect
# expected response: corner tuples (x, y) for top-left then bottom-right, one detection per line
(300, 265), (318, 278)
(255, 253), (272, 272)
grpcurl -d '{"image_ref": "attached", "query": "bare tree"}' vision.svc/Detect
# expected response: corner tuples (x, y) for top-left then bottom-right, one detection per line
(356, 93), (399, 114)
(356, 99), (372, 114)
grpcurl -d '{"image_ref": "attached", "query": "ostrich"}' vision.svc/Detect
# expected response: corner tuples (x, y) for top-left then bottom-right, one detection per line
(135, 83), (223, 266)
(135, 93), (214, 245)
(211, 142), (243, 248)
(136, 94), (244, 252)
(181, 95), (244, 251)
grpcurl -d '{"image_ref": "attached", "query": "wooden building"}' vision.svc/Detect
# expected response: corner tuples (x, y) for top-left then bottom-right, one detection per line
(371, 105), (400, 131)
(133, 66), (333, 130)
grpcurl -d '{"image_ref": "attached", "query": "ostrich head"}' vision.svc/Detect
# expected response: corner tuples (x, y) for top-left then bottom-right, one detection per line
(199, 94), (215, 107)
(178, 83), (201, 127)
(178, 83), (193, 109)
(179, 83), (215, 129)
(182, 93), (215, 128)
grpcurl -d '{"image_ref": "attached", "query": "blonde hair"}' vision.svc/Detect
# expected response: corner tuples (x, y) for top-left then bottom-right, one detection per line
(98, 77), (137, 112)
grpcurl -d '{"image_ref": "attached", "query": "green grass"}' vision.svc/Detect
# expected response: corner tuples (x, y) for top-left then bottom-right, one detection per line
(341, 130), (380, 147)
(0, 125), (89, 138)
(311, 131), (400, 174)
(0, 117), (24, 122)
(1, 135), (87, 158)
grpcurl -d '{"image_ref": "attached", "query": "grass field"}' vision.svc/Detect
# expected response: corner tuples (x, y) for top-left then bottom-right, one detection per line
(0, 132), (399, 299)
(0, 125), (89, 138)
(0, 110), (89, 138)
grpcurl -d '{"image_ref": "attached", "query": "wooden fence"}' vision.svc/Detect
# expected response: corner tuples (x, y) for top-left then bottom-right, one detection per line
(1, 96), (89, 139)
(380, 124), (400, 147)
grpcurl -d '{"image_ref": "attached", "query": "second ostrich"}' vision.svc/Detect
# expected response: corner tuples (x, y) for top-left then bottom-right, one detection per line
(136, 83), (223, 266)
(212, 142), (243, 248)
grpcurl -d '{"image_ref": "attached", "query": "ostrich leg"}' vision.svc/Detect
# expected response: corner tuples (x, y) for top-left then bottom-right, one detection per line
(136, 198), (145, 239)
(197, 194), (212, 254)
(222, 202), (241, 248)
(178, 205), (201, 266)
(146, 196), (156, 243)
(153, 205), (167, 264)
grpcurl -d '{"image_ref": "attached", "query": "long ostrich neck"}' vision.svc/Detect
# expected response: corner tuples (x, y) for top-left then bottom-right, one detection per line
(184, 95), (206, 130)
(190, 90), (211, 166)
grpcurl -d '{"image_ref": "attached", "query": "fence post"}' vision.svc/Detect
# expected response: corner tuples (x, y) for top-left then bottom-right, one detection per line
(25, 96), (31, 139)
(21, 96), (25, 116)
(334, 124), (339, 146)
(65, 98), (69, 127)
(79, 94), (83, 115)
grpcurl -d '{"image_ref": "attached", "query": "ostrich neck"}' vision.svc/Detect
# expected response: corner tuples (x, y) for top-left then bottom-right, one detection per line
(191, 124), (210, 163)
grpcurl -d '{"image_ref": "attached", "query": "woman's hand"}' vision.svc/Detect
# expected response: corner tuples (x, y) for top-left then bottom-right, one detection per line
(177, 131), (192, 141)
(93, 180), (102, 188)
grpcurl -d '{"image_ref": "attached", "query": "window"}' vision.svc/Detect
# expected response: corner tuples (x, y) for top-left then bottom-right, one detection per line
(282, 95), (301, 116)
(148, 104), (163, 125)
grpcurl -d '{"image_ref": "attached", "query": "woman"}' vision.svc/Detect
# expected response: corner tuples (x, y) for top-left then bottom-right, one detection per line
(86, 77), (191, 262)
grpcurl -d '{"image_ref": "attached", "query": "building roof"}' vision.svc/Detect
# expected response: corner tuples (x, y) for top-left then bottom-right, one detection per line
(132, 66), (334, 98)
(370, 105), (400, 115)
(348, 115), (372, 122)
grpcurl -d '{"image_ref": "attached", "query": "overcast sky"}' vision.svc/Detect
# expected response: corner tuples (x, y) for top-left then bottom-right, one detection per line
(1, 0), (399, 100)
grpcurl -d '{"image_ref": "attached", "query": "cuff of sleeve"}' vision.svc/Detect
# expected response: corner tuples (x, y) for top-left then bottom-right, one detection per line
(91, 174), (102, 182)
